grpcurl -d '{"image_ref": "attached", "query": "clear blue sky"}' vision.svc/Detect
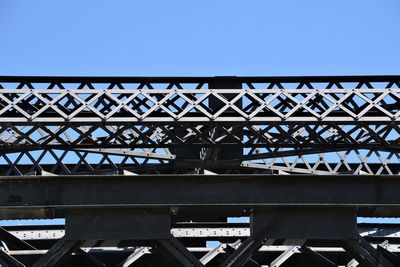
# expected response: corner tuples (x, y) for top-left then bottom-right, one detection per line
(1, 0), (399, 76)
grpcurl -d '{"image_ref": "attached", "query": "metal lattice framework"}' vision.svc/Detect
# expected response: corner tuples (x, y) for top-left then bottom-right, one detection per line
(0, 76), (399, 176)
(1, 76), (400, 267)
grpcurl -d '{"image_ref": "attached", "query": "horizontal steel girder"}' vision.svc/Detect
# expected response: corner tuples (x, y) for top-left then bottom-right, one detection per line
(0, 174), (400, 212)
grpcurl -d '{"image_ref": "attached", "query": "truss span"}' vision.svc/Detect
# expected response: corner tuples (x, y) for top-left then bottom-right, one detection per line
(0, 76), (399, 175)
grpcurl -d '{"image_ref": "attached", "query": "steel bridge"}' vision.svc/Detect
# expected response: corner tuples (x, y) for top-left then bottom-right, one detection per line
(0, 75), (400, 266)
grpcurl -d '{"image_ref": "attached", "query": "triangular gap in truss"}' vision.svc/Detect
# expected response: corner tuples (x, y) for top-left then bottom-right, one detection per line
(296, 82), (314, 89)
(308, 82), (330, 89)
(365, 150), (380, 164)
(267, 82), (284, 89)
(28, 82), (50, 89)
(0, 82), (20, 89)
(137, 83), (154, 89)
(107, 82), (125, 89)
(77, 82), (95, 89)
(340, 82), (360, 89)
(48, 82), (65, 89)
(368, 82), (391, 89)
(356, 81), (374, 89)
(86, 83), (111, 89)
(147, 83), (173, 89)
(279, 82), (300, 89)
(17, 82), (34, 89)
(114, 83), (137, 89)
(386, 81), (400, 88)
(325, 82), (344, 89)
(166, 82), (183, 89)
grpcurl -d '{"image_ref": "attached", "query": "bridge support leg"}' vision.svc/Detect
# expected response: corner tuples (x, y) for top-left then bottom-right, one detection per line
(33, 207), (204, 266)
(221, 207), (357, 267)
(343, 236), (396, 267)
(155, 235), (204, 267)
(32, 238), (80, 267)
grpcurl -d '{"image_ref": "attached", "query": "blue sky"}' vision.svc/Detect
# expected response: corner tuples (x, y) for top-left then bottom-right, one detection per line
(1, 0), (400, 76)
(0, 1), (400, 226)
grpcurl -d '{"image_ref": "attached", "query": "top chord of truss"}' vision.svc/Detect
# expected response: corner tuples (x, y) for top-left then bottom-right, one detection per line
(0, 75), (399, 123)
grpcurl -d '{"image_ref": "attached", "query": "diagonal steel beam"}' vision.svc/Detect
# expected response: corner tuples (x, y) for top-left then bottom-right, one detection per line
(32, 238), (80, 267)
(299, 245), (337, 267)
(219, 211), (281, 267)
(155, 235), (204, 267)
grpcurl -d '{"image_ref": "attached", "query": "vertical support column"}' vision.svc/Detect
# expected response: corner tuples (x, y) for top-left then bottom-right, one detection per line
(173, 76), (243, 170)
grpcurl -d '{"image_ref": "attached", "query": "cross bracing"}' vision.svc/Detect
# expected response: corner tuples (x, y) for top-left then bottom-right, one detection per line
(0, 76), (399, 175)
(0, 87), (399, 123)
